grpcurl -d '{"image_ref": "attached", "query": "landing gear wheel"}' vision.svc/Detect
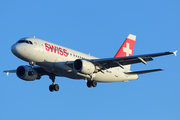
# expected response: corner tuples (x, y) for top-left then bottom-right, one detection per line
(87, 80), (97, 88)
(48, 75), (60, 92)
(92, 80), (97, 87)
(49, 84), (60, 92)
(54, 84), (59, 91)
(49, 85), (54, 92)
(87, 80), (92, 88)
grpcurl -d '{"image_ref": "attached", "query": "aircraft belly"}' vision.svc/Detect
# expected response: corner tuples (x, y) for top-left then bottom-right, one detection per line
(53, 57), (72, 72)
(93, 70), (138, 82)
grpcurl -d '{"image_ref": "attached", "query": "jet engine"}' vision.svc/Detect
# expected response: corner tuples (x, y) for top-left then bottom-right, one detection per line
(73, 59), (96, 74)
(16, 66), (38, 81)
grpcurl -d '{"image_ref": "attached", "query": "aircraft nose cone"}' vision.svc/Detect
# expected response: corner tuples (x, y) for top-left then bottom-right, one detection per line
(11, 43), (29, 61)
(11, 44), (17, 55)
(11, 43), (21, 56)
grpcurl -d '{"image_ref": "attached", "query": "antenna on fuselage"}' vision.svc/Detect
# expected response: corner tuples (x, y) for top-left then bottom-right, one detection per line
(34, 36), (36, 38)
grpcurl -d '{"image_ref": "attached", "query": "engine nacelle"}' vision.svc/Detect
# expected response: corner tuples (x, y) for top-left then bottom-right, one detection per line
(73, 59), (96, 74)
(16, 66), (38, 81)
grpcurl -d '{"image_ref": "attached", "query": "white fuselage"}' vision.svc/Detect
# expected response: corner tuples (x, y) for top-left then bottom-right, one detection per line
(11, 37), (138, 82)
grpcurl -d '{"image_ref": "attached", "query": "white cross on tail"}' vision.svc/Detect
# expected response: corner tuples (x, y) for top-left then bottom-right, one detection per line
(123, 43), (132, 56)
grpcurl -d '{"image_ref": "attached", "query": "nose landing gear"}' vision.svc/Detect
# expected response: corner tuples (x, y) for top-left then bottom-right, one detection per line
(49, 75), (59, 92)
(29, 61), (35, 68)
(28, 61), (35, 77)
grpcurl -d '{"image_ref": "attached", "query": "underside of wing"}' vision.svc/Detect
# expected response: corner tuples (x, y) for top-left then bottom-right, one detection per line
(4, 66), (50, 76)
(93, 57), (153, 68)
(3, 70), (16, 76)
(89, 51), (176, 69)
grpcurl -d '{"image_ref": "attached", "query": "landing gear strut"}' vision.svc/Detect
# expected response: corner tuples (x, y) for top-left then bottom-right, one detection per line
(29, 61), (35, 68)
(49, 75), (59, 92)
(28, 61), (35, 76)
(87, 80), (97, 88)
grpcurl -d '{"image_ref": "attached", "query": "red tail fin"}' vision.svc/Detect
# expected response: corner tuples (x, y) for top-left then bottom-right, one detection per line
(114, 34), (136, 58)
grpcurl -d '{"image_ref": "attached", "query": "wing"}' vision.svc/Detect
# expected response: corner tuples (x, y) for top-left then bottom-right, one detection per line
(89, 51), (177, 69)
(4, 66), (50, 76)
(4, 70), (16, 76)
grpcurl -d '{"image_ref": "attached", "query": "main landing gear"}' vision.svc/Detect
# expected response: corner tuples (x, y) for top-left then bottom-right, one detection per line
(87, 80), (97, 88)
(49, 75), (59, 92)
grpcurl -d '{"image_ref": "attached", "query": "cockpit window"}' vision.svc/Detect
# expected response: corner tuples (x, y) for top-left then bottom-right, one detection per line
(17, 40), (33, 45)
(18, 40), (26, 43)
(29, 41), (33, 44)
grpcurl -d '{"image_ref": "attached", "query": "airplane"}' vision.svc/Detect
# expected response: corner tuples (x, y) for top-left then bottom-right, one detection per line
(4, 34), (177, 92)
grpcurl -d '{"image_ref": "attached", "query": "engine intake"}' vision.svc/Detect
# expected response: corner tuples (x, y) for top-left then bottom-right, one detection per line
(73, 59), (96, 74)
(16, 66), (38, 81)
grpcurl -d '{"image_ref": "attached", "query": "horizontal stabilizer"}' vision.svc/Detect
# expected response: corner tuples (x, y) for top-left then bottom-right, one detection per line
(124, 69), (164, 75)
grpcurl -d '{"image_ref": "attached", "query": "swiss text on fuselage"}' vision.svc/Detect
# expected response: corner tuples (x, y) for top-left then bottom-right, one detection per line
(45, 43), (68, 57)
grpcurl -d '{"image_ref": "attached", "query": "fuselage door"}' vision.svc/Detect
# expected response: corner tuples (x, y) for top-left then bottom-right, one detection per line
(37, 40), (44, 53)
